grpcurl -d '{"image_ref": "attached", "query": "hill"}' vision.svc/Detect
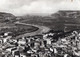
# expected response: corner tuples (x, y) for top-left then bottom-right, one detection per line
(19, 10), (80, 31)
(0, 12), (16, 22)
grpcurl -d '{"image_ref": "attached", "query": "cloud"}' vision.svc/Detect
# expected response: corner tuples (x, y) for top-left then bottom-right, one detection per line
(60, 0), (80, 10)
(0, 0), (80, 16)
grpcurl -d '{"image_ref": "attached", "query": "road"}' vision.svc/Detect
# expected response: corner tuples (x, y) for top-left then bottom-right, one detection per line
(15, 21), (50, 38)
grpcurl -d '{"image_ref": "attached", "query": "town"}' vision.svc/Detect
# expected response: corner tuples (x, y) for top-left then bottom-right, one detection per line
(0, 29), (80, 57)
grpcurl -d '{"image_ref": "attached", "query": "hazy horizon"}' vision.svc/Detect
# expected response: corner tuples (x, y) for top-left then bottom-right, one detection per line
(0, 0), (80, 16)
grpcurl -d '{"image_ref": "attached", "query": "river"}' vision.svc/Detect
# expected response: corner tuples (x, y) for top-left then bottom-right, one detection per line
(15, 21), (50, 38)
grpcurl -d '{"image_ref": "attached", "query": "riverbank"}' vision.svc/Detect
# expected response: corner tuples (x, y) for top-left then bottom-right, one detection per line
(15, 22), (50, 38)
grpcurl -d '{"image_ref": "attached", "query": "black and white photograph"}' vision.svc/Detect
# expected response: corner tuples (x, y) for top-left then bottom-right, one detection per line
(0, 0), (80, 57)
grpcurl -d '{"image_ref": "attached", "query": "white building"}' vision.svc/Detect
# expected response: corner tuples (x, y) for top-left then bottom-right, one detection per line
(18, 39), (26, 45)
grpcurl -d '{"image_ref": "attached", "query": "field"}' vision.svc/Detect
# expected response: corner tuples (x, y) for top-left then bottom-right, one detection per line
(0, 23), (39, 37)
(20, 16), (80, 31)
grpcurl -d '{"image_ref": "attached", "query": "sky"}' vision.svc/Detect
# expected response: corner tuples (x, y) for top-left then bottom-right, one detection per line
(0, 0), (80, 16)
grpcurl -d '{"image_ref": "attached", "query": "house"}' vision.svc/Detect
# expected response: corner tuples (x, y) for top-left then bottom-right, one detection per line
(53, 48), (58, 54)
(4, 32), (8, 36)
(18, 39), (26, 45)
(27, 50), (33, 54)
(3, 51), (11, 57)
(20, 53), (26, 57)
(64, 54), (68, 57)
(45, 38), (51, 45)
(4, 32), (12, 36)
(3, 36), (12, 43)
(17, 46), (25, 53)
(0, 38), (3, 44)
(50, 48), (53, 52)
(6, 47), (17, 52)
(14, 51), (20, 57)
